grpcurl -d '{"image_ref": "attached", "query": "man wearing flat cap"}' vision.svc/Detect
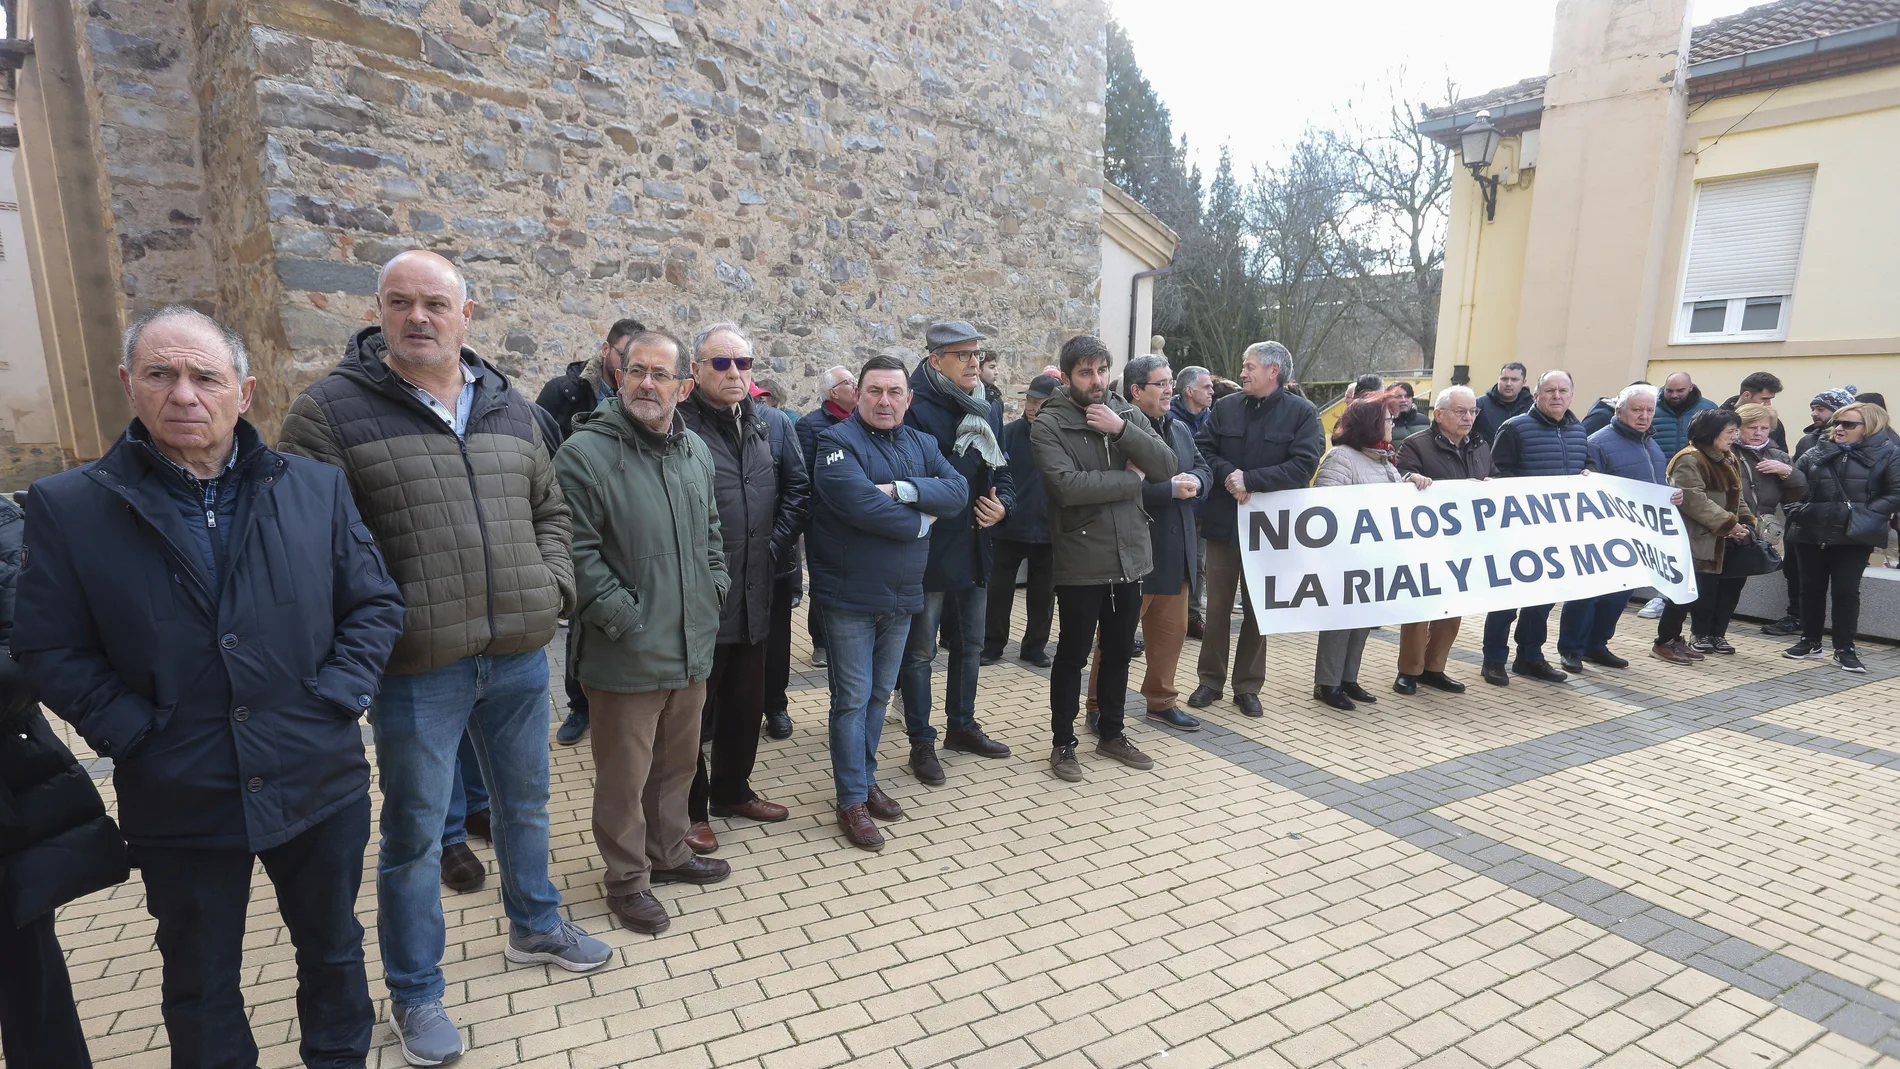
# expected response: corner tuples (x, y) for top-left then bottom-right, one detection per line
(898, 321), (1016, 787)
(983, 373), (1058, 671)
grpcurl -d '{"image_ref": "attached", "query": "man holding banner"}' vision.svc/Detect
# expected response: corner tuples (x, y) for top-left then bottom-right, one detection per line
(1557, 384), (1682, 673)
(1189, 341), (1325, 718)
(1481, 370), (1589, 686)
(1392, 385), (1494, 694)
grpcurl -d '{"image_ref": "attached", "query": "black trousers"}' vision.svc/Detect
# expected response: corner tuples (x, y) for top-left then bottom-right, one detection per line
(1795, 542), (1873, 648)
(690, 639), (770, 819)
(983, 538), (1055, 659)
(1782, 545), (1802, 619)
(1051, 582), (1141, 748)
(1656, 570), (1747, 642)
(137, 794), (373, 1069)
(765, 575), (795, 718)
(563, 623), (589, 719)
(0, 910), (91, 1068)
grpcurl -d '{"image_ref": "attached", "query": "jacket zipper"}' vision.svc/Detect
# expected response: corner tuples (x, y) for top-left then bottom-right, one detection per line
(458, 436), (498, 643)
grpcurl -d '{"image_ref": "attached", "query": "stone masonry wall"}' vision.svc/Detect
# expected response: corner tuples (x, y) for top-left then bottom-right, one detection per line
(177, 0), (1107, 432)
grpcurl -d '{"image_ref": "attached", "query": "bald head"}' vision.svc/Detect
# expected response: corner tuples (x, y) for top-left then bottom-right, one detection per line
(378, 250), (473, 373)
(1662, 371), (1694, 406)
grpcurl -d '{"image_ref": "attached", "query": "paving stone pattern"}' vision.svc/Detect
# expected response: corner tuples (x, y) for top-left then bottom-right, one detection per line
(33, 602), (1900, 1068)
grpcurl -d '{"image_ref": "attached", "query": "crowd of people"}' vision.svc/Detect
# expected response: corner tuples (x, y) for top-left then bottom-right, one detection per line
(1, 245), (1895, 1068)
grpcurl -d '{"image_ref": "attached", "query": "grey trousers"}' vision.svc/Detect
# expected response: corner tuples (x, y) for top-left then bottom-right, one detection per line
(1314, 628), (1371, 688)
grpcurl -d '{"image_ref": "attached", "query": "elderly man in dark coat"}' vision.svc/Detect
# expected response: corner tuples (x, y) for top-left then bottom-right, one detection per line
(16, 307), (404, 1069)
(898, 321), (1016, 787)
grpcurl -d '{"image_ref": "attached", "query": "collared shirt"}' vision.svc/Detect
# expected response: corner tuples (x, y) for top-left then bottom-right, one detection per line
(137, 429), (241, 591)
(402, 358), (479, 438)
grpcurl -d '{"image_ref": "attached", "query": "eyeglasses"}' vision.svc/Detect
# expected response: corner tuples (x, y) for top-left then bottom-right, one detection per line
(623, 365), (677, 386)
(937, 349), (997, 363)
(1133, 379), (1174, 391)
(1833, 420), (1865, 429)
(699, 357), (754, 372)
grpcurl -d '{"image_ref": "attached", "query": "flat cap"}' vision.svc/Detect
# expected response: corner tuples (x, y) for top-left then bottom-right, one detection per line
(1025, 374), (1061, 400)
(925, 320), (986, 350)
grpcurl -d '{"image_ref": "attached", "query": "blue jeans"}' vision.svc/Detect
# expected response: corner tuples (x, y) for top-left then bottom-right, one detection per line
(441, 732), (489, 848)
(1482, 604), (1553, 664)
(824, 608), (912, 807)
(899, 587), (985, 744)
(369, 651), (563, 1007)
(1556, 591), (1630, 658)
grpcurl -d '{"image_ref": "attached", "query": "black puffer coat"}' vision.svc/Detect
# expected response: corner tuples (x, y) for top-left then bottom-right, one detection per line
(0, 498), (129, 925)
(1787, 438), (1900, 547)
(679, 390), (808, 645)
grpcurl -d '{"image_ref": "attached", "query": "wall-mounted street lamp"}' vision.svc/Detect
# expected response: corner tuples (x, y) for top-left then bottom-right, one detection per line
(1460, 110), (1502, 222)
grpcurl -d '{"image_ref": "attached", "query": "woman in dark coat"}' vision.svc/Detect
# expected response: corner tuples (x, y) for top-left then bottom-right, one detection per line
(0, 497), (129, 1067)
(1652, 411), (1757, 664)
(1783, 402), (1900, 672)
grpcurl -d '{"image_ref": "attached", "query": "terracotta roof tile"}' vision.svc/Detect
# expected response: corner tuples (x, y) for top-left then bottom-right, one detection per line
(1689, 0), (1900, 64)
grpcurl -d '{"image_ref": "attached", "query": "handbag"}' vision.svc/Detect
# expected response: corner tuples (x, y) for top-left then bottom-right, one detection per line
(1723, 533), (1781, 577)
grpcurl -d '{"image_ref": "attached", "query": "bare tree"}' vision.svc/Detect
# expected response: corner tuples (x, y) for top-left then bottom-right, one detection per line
(1249, 134), (1356, 383)
(1326, 85), (1453, 369)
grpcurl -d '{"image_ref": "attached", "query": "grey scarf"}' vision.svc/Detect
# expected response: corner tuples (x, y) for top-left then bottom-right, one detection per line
(924, 362), (1006, 468)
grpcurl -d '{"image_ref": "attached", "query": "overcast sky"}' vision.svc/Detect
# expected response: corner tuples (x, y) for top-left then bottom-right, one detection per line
(1107, 0), (1767, 177)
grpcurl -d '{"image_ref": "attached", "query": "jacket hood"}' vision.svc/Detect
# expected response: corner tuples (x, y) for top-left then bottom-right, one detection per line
(341, 325), (512, 399)
(1662, 385), (1705, 414)
(1038, 384), (1137, 430)
(571, 399), (688, 453)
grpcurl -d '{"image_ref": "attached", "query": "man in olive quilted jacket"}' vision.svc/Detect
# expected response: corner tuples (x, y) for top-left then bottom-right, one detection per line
(278, 250), (610, 1064)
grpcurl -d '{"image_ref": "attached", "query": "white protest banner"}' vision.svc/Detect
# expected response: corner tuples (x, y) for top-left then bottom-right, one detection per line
(1236, 473), (1696, 634)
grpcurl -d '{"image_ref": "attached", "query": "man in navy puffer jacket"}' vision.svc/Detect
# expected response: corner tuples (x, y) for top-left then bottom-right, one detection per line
(809, 356), (968, 851)
(1557, 384), (1683, 674)
(1482, 370), (1589, 687)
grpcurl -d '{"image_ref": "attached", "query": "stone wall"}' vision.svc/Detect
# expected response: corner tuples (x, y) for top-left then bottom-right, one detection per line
(104, 0), (1108, 433)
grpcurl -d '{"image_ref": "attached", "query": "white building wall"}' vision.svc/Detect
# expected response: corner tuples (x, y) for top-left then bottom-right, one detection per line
(0, 96), (58, 448)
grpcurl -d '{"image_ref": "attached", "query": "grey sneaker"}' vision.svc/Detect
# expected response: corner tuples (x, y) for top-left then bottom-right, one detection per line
(1096, 735), (1155, 770)
(505, 919), (613, 973)
(1637, 597), (1666, 619)
(391, 1000), (463, 1066)
(1049, 743), (1083, 782)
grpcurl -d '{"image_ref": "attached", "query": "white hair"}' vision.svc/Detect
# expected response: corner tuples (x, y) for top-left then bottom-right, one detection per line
(1537, 369), (1573, 390)
(823, 365), (852, 389)
(1616, 383), (1659, 410)
(692, 322), (752, 361)
(1433, 385), (1476, 410)
(122, 306), (251, 381)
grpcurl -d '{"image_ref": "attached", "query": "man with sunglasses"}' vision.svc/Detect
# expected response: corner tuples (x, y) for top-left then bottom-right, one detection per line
(679, 324), (809, 844)
(899, 321), (1016, 787)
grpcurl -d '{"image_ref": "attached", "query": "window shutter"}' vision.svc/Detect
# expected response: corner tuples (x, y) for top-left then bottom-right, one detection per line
(1679, 169), (1814, 303)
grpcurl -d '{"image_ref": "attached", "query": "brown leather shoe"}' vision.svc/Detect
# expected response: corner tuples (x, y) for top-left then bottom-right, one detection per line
(651, 854), (733, 885)
(865, 783), (904, 821)
(1651, 639), (1697, 665)
(837, 804), (884, 851)
(607, 890), (670, 934)
(709, 797), (789, 823)
(685, 821), (718, 855)
(440, 842), (485, 893)
(943, 727), (1010, 758)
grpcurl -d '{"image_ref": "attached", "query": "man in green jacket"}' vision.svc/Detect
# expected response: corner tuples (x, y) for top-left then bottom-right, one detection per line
(1032, 334), (1181, 782)
(554, 329), (733, 937)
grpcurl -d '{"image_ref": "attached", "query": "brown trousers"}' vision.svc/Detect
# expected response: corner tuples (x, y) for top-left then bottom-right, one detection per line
(1398, 619), (1461, 675)
(1087, 583), (1190, 712)
(584, 682), (705, 897)
(1196, 541), (1267, 696)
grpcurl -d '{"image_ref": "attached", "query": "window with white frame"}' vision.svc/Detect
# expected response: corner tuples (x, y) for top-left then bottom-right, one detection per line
(1675, 168), (1814, 343)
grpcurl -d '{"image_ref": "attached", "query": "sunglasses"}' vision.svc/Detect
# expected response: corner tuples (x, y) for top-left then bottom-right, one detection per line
(1833, 420), (1865, 429)
(699, 356), (754, 372)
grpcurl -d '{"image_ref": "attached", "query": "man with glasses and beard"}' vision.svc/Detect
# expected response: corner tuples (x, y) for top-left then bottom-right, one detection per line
(555, 329), (732, 935)
(679, 324), (808, 853)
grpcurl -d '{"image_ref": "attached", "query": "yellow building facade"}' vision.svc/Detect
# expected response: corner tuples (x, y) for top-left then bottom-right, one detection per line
(1424, 0), (1900, 419)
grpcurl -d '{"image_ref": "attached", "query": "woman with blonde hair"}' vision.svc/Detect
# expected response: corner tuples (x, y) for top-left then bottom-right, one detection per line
(1783, 402), (1900, 671)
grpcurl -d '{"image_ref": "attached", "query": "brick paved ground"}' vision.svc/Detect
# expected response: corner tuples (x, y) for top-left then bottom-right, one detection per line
(32, 595), (1900, 1069)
